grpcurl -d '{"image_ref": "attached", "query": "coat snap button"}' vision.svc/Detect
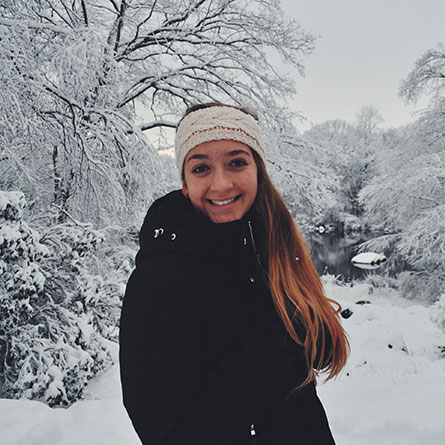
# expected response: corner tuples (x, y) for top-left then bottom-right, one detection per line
(249, 277), (255, 283)
(154, 228), (164, 238)
(171, 233), (176, 240)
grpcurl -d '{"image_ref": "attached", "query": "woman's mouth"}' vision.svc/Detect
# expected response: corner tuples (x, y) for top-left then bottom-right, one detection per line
(208, 196), (240, 206)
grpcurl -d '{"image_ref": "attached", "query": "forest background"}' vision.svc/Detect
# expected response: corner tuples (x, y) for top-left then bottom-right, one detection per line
(1, 0), (444, 409)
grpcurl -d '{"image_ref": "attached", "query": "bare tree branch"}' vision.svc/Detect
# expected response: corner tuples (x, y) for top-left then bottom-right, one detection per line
(139, 121), (177, 131)
(80, 0), (89, 26)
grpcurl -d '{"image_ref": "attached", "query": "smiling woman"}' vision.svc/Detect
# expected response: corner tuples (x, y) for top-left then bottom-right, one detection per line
(119, 103), (349, 444)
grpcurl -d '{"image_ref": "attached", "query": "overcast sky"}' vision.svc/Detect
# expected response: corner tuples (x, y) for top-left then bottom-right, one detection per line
(279, 0), (445, 131)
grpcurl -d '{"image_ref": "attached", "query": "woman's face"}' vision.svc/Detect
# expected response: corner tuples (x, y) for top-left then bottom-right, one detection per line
(182, 140), (258, 223)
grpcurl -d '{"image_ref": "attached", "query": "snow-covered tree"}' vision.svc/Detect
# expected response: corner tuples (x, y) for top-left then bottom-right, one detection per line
(0, 8), (164, 226)
(302, 119), (356, 221)
(0, 0), (315, 225)
(400, 43), (445, 106)
(302, 109), (384, 225)
(265, 129), (340, 227)
(359, 127), (444, 301)
(359, 45), (445, 301)
(354, 104), (384, 146)
(399, 43), (445, 148)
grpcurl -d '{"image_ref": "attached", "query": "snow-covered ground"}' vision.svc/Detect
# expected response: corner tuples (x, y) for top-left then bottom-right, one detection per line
(1, 279), (445, 445)
(319, 278), (445, 445)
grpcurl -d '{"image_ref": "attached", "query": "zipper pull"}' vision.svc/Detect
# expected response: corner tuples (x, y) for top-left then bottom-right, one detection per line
(247, 220), (261, 267)
(250, 423), (256, 436)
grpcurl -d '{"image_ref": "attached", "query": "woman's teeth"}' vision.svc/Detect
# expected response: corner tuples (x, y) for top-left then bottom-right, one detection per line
(210, 196), (238, 206)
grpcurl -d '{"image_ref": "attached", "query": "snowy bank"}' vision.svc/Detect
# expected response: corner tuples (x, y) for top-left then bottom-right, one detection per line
(319, 279), (445, 445)
(0, 343), (139, 445)
(1, 280), (445, 444)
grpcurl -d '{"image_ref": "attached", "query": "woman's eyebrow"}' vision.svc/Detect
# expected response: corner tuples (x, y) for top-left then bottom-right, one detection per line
(187, 149), (251, 163)
(186, 153), (208, 162)
(226, 149), (251, 157)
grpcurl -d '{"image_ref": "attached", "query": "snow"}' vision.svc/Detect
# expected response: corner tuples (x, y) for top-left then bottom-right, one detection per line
(0, 343), (140, 445)
(351, 252), (387, 270)
(318, 279), (445, 445)
(1, 280), (445, 445)
(0, 191), (25, 214)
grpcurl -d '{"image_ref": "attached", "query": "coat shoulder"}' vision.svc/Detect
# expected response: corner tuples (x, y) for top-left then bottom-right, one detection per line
(122, 253), (206, 318)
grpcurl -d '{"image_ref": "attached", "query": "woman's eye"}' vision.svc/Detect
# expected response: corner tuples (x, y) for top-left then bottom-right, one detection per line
(230, 158), (247, 168)
(191, 164), (209, 174)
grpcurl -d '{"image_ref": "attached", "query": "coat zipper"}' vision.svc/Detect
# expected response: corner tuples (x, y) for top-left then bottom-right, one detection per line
(247, 220), (261, 267)
(248, 222), (259, 444)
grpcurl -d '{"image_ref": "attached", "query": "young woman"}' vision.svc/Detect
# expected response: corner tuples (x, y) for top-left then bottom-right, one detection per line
(120, 103), (349, 444)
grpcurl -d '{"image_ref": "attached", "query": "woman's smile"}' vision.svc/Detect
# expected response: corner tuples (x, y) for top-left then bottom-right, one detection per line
(207, 195), (240, 206)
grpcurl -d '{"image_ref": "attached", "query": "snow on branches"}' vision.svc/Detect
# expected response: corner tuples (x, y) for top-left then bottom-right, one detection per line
(356, 43), (445, 302)
(0, 0), (315, 226)
(0, 191), (132, 407)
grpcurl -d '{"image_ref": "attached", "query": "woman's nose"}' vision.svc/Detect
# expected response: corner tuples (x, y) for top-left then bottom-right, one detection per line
(210, 168), (232, 191)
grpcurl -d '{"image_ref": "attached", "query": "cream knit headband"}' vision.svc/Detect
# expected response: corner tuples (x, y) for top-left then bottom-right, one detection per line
(175, 106), (266, 173)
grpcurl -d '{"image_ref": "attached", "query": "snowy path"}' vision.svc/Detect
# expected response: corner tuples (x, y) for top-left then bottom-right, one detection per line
(1, 280), (445, 444)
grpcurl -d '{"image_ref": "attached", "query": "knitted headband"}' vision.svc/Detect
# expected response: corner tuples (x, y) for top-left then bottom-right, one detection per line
(175, 105), (266, 173)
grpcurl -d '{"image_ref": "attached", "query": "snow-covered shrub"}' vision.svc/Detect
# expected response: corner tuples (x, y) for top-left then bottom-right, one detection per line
(430, 295), (445, 333)
(0, 191), (127, 406)
(363, 274), (401, 292)
(398, 271), (443, 303)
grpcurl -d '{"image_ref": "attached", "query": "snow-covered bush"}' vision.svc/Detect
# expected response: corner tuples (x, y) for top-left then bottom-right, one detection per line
(363, 273), (401, 293)
(0, 191), (130, 406)
(430, 295), (445, 333)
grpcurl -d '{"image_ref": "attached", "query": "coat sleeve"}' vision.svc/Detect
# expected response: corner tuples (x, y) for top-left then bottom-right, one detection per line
(119, 265), (295, 445)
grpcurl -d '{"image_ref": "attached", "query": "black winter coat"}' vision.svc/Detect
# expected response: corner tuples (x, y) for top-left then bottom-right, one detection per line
(119, 190), (335, 445)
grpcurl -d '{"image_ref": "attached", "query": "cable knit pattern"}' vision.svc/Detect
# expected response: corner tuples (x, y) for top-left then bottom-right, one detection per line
(175, 106), (266, 172)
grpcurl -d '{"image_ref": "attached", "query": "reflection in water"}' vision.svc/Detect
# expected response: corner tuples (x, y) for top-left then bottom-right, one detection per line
(306, 232), (372, 280)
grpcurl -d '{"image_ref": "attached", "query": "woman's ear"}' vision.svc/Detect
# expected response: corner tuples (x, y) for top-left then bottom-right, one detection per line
(182, 181), (189, 198)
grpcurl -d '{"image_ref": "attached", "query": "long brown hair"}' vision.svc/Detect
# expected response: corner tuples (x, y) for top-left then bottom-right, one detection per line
(178, 103), (349, 386)
(253, 150), (349, 387)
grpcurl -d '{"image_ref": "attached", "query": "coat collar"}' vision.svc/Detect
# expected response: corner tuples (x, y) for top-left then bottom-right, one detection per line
(136, 190), (262, 267)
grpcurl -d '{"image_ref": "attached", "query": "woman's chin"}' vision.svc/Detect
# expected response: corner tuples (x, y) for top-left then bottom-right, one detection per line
(213, 216), (239, 223)
(205, 209), (237, 223)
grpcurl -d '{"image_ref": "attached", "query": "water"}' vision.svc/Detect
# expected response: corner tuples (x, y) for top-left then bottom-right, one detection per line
(306, 232), (374, 281)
